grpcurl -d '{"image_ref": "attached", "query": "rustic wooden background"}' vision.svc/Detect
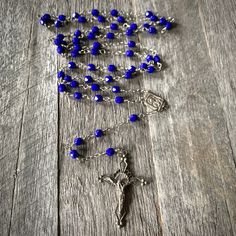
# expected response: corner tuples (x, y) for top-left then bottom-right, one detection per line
(1, 0), (236, 235)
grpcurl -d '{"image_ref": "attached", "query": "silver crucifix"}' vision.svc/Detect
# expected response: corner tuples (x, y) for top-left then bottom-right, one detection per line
(98, 155), (147, 227)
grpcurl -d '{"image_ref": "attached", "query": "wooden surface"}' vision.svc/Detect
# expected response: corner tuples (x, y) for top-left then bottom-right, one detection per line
(0, 0), (236, 235)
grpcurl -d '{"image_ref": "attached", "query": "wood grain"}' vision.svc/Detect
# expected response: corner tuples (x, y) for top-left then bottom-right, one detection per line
(0, 0), (235, 235)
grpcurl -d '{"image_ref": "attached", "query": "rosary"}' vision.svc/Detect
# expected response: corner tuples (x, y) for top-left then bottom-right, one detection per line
(39, 9), (175, 228)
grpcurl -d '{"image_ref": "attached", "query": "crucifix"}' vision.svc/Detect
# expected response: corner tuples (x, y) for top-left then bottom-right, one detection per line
(98, 153), (147, 227)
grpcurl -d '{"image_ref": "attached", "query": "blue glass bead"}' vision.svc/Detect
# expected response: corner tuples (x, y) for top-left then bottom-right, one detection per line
(154, 55), (161, 63)
(91, 83), (100, 91)
(78, 16), (86, 23)
(74, 29), (81, 37)
(146, 55), (154, 62)
(150, 15), (159, 22)
(74, 44), (82, 51)
(126, 28), (133, 36)
(64, 75), (72, 82)
(115, 96), (124, 104)
(106, 32), (115, 39)
(124, 71), (132, 79)
(74, 137), (83, 146)
(58, 14), (66, 21)
(90, 48), (99, 56)
(91, 9), (99, 17)
(54, 38), (62, 46)
(97, 15), (106, 23)
(70, 80), (78, 88)
(106, 148), (115, 156)
(72, 37), (80, 44)
(148, 26), (157, 34)
(91, 26), (99, 34)
(42, 13), (51, 22)
(84, 75), (93, 83)
(74, 92), (82, 100)
(69, 149), (79, 159)
(54, 20), (62, 28)
(128, 40), (136, 48)
(165, 22), (172, 30)
(87, 63), (96, 71)
(112, 86), (120, 93)
(126, 50), (134, 57)
(105, 75), (113, 83)
(110, 9), (119, 17)
(72, 12), (80, 19)
(130, 23), (138, 30)
(58, 84), (66, 92)
(57, 33), (64, 40)
(159, 17), (167, 25)
(129, 114), (138, 122)
(93, 41), (101, 49)
(128, 65), (136, 73)
(94, 94), (103, 102)
(57, 70), (65, 79)
(147, 66), (155, 73)
(143, 23), (150, 29)
(57, 46), (64, 54)
(87, 32), (96, 40)
(68, 61), (76, 69)
(95, 129), (104, 137)
(110, 23), (119, 30)
(140, 63), (148, 70)
(145, 11), (153, 18)
(108, 64), (116, 72)
(71, 49), (79, 58)
(117, 16), (125, 23)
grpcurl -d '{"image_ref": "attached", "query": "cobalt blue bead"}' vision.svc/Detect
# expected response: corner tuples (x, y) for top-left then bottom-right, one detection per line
(148, 26), (157, 34)
(106, 32), (115, 39)
(78, 16), (86, 23)
(58, 84), (66, 92)
(165, 22), (172, 30)
(72, 37), (80, 44)
(91, 83), (100, 91)
(143, 23), (150, 29)
(54, 38), (62, 46)
(72, 12), (80, 19)
(154, 55), (161, 63)
(74, 29), (81, 37)
(97, 15), (106, 23)
(117, 16), (125, 23)
(145, 11), (153, 18)
(140, 63), (148, 70)
(74, 92), (82, 100)
(108, 64), (116, 72)
(64, 75), (72, 82)
(147, 66), (155, 73)
(129, 114), (138, 122)
(130, 23), (138, 30)
(110, 9), (119, 17)
(68, 61), (76, 69)
(91, 26), (99, 34)
(124, 71), (132, 79)
(150, 15), (159, 22)
(84, 75), (93, 83)
(106, 148), (115, 156)
(93, 41), (101, 49)
(74, 137), (83, 146)
(74, 44), (82, 51)
(87, 64), (96, 71)
(57, 70), (65, 79)
(126, 28), (133, 36)
(126, 50), (134, 57)
(69, 150), (79, 159)
(110, 23), (118, 30)
(95, 129), (104, 137)
(112, 86), (120, 93)
(42, 13), (51, 22)
(71, 49), (79, 58)
(54, 20), (62, 28)
(70, 80), (79, 88)
(58, 14), (66, 21)
(57, 46), (65, 54)
(146, 55), (154, 62)
(91, 9), (99, 17)
(128, 65), (136, 73)
(128, 40), (136, 48)
(105, 75), (113, 83)
(159, 17), (167, 25)
(115, 96), (124, 104)
(94, 94), (103, 102)
(90, 48), (99, 55)
(57, 33), (64, 40)
(87, 32), (95, 40)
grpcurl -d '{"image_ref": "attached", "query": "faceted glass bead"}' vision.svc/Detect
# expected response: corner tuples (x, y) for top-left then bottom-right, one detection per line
(150, 15), (159, 22)
(69, 150), (79, 159)
(148, 26), (157, 34)
(98, 15), (106, 23)
(70, 80), (78, 88)
(165, 22), (172, 30)
(115, 96), (124, 104)
(91, 83), (100, 91)
(130, 23), (138, 30)
(106, 32), (115, 39)
(64, 75), (72, 82)
(91, 26), (99, 34)
(128, 41), (136, 48)
(129, 114), (138, 122)
(74, 137), (83, 145)
(110, 9), (119, 17)
(74, 92), (82, 100)
(95, 129), (104, 137)
(58, 14), (66, 21)
(145, 11), (153, 18)
(126, 50), (134, 57)
(68, 61), (76, 69)
(117, 16), (125, 23)
(74, 29), (81, 37)
(147, 66), (155, 73)
(78, 16), (86, 23)
(58, 84), (66, 93)
(54, 20), (62, 28)
(84, 75), (93, 83)
(94, 94), (103, 102)
(105, 75), (113, 83)
(106, 148), (115, 156)
(91, 9), (99, 17)
(154, 55), (161, 63)
(87, 64), (96, 71)
(159, 17), (167, 25)
(110, 23), (119, 30)
(57, 70), (65, 79)
(112, 86), (120, 93)
(108, 64), (116, 72)
(140, 63), (148, 70)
